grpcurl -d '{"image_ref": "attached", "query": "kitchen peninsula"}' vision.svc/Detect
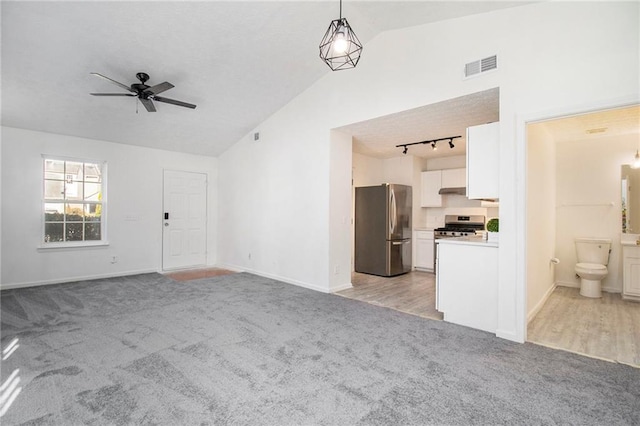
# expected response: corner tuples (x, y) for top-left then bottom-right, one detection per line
(436, 237), (498, 333)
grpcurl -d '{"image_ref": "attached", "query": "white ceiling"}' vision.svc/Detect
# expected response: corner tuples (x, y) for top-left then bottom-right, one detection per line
(538, 105), (640, 143)
(1, 1), (528, 157)
(339, 87), (500, 159)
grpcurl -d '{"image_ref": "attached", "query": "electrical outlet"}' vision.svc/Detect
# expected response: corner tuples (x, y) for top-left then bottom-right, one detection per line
(334, 265), (340, 275)
(111, 256), (118, 264)
(248, 253), (252, 260)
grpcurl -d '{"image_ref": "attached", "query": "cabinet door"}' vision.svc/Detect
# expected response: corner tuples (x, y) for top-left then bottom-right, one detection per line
(467, 122), (499, 199)
(441, 168), (466, 188)
(421, 170), (442, 207)
(624, 253), (640, 297)
(415, 237), (434, 270)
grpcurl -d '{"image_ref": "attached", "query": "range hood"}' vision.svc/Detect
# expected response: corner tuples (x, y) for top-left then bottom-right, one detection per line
(438, 187), (466, 196)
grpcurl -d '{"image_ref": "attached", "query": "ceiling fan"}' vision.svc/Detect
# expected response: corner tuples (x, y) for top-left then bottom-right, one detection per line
(90, 72), (196, 112)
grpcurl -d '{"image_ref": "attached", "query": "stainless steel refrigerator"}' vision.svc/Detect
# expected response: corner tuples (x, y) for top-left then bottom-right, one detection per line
(355, 184), (412, 277)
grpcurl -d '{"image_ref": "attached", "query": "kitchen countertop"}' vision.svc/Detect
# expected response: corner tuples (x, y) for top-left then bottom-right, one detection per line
(436, 235), (498, 247)
(414, 227), (435, 231)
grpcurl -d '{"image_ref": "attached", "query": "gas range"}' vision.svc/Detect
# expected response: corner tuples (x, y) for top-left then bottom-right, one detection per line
(434, 215), (485, 238)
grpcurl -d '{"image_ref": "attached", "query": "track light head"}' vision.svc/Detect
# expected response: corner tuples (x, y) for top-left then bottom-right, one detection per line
(431, 142), (437, 150)
(448, 139), (455, 149)
(402, 146), (408, 155)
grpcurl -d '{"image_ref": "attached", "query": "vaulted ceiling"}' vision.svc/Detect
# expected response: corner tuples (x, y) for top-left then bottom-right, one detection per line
(1, 1), (527, 157)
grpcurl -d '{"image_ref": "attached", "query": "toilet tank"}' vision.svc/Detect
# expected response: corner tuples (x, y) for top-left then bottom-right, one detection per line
(575, 238), (612, 265)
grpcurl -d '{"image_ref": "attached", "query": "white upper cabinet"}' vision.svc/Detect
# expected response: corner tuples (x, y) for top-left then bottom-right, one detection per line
(441, 168), (466, 188)
(421, 170), (442, 207)
(467, 122), (500, 200)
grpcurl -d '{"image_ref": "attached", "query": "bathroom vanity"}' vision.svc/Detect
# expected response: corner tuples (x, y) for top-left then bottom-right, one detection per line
(621, 242), (640, 302)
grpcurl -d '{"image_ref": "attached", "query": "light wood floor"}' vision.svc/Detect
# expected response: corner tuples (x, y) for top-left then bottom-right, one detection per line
(337, 271), (443, 321)
(528, 286), (640, 367)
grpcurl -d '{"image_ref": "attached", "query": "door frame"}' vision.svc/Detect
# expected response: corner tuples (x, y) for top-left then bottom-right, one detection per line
(517, 95), (639, 342)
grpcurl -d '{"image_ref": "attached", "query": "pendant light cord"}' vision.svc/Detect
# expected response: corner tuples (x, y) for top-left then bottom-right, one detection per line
(339, 0), (342, 19)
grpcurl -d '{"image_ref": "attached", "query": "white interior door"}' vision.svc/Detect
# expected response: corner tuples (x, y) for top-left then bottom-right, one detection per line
(163, 170), (207, 270)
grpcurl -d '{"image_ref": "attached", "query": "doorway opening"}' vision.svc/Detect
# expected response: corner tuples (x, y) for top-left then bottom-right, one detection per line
(525, 105), (640, 367)
(334, 88), (500, 321)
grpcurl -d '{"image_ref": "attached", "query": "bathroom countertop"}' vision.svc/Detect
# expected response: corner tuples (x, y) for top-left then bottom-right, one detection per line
(436, 236), (498, 248)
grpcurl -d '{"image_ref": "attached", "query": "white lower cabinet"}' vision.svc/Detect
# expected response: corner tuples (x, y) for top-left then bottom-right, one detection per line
(414, 230), (434, 271)
(437, 240), (498, 333)
(622, 245), (640, 301)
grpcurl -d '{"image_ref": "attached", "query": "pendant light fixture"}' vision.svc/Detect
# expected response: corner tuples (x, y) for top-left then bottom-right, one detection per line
(631, 150), (640, 169)
(319, 0), (362, 71)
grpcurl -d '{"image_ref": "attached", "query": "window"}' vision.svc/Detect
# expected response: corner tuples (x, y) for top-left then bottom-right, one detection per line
(43, 157), (106, 245)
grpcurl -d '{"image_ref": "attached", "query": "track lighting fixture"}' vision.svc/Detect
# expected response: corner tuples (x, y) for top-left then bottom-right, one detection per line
(396, 135), (461, 155)
(319, 0), (362, 71)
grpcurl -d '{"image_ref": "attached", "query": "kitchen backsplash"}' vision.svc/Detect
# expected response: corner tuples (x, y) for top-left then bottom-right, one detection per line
(425, 206), (499, 229)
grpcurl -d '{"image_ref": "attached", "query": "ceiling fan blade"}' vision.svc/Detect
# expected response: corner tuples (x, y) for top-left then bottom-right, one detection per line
(140, 98), (157, 112)
(90, 72), (134, 93)
(153, 96), (197, 109)
(90, 93), (136, 96)
(143, 82), (174, 96)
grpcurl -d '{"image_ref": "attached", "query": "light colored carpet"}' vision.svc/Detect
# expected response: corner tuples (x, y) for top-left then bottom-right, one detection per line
(1, 272), (639, 425)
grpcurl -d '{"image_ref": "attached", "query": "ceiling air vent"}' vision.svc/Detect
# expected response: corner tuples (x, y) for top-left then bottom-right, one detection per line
(464, 55), (498, 79)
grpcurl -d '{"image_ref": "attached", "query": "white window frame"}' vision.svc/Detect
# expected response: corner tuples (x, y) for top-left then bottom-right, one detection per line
(40, 155), (108, 249)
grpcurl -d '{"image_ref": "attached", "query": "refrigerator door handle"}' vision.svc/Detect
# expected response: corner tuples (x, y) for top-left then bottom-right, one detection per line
(389, 188), (397, 234)
(391, 240), (411, 245)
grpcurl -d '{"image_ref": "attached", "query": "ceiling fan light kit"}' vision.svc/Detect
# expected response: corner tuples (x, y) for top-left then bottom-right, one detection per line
(319, 0), (362, 71)
(90, 72), (196, 112)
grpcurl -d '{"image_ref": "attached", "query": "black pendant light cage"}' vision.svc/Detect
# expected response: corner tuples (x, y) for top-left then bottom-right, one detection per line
(319, 12), (363, 71)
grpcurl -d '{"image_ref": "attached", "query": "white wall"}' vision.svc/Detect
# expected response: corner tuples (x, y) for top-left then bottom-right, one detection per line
(554, 133), (639, 293)
(425, 155), (467, 172)
(217, 2), (639, 342)
(329, 130), (353, 290)
(0, 133), (3, 285)
(1, 127), (218, 288)
(352, 153), (383, 187)
(526, 123), (557, 320)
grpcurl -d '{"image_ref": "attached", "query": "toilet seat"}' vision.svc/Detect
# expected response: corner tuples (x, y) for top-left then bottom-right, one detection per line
(575, 262), (607, 273)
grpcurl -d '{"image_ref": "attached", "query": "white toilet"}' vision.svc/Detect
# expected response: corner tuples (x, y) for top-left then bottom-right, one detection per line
(574, 238), (612, 298)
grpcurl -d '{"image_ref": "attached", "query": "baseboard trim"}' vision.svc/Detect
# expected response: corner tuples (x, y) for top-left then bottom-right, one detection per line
(527, 283), (557, 324)
(555, 280), (579, 288)
(0, 268), (158, 290)
(555, 281), (621, 294)
(329, 282), (353, 293)
(496, 329), (523, 343)
(216, 263), (333, 294)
